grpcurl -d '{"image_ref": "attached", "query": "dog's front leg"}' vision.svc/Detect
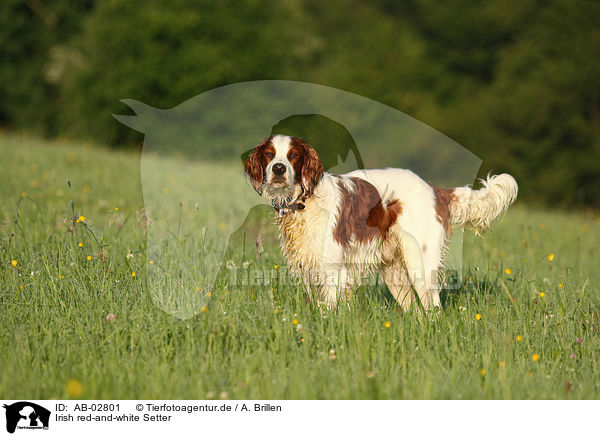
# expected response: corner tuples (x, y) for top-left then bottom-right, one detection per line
(310, 266), (350, 309)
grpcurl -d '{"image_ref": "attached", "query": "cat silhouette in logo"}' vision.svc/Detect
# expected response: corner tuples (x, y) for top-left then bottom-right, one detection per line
(3, 402), (50, 433)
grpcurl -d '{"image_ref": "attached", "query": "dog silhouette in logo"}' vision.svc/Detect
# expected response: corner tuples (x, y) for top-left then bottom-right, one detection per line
(3, 402), (50, 433)
(114, 80), (482, 318)
(216, 114), (365, 287)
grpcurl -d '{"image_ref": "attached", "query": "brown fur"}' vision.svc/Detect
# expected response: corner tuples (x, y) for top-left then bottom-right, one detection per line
(289, 137), (323, 198)
(244, 138), (275, 193)
(430, 184), (456, 234)
(334, 177), (402, 247)
(245, 136), (323, 198)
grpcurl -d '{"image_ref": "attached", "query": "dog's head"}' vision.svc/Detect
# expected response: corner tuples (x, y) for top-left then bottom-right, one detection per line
(244, 135), (324, 208)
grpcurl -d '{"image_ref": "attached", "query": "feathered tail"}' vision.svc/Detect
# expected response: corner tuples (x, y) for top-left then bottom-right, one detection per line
(450, 174), (518, 234)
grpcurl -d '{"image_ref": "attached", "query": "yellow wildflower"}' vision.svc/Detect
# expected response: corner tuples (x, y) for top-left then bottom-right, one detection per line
(532, 353), (540, 362)
(480, 368), (486, 376)
(548, 253), (554, 261)
(131, 272), (136, 278)
(201, 306), (207, 313)
(292, 319), (299, 325)
(78, 242), (83, 247)
(86, 255), (92, 261)
(384, 321), (391, 328)
(66, 379), (83, 398)
(11, 260), (17, 267)
(539, 292), (545, 298)
(505, 268), (512, 275)
(516, 335), (522, 342)
(476, 313), (482, 321)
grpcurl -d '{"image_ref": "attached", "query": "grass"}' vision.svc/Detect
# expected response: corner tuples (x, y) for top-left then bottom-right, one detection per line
(1, 132), (599, 399)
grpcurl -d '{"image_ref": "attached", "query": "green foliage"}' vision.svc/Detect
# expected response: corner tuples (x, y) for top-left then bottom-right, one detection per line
(1, 134), (599, 399)
(419, 0), (600, 207)
(0, 0), (93, 133)
(0, 0), (599, 206)
(58, 0), (307, 145)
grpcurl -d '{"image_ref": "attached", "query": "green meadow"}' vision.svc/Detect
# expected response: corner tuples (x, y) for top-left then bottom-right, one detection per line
(1, 133), (599, 399)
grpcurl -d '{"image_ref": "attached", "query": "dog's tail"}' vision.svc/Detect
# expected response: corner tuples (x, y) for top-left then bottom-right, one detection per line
(450, 173), (518, 235)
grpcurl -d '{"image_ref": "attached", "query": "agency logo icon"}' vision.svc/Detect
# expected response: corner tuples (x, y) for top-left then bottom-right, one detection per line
(3, 402), (50, 433)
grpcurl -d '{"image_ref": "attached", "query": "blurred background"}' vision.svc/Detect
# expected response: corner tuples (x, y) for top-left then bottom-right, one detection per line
(1, 0), (599, 208)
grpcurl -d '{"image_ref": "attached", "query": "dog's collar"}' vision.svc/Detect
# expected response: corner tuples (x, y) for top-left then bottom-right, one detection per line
(274, 188), (308, 216)
(275, 201), (306, 216)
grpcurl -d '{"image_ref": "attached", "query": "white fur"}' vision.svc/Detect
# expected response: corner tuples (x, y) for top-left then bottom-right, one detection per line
(265, 135), (294, 186)
(451, 173), (518, 234)
(262, 135), (302, 209)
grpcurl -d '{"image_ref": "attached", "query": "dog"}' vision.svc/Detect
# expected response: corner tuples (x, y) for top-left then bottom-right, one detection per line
(244, 134), (518, 311)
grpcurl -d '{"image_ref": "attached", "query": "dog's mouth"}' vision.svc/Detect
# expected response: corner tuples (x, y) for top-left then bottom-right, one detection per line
(263, 182), (302, 209)
(266, 177), (292, 190)
(269, 175), (289, 185)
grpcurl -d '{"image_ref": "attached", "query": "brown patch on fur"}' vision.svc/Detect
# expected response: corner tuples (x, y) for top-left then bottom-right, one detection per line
(288, 137), (323, 198)
(367, 199), (402, 236)
(429, 184), (457, 234)
(334, 177), (402, 247)
(244, 137), (276, 193)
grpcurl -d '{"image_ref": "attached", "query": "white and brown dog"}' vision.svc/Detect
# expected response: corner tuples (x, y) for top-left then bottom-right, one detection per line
(244, 135), (518, 311)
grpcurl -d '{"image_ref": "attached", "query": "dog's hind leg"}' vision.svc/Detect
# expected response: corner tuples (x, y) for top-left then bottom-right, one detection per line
(397, 229), (441, 312)
(382, 258), (413, 312)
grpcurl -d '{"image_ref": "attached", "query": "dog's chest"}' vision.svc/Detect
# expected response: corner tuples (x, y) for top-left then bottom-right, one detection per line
(277, 203), (331, 270)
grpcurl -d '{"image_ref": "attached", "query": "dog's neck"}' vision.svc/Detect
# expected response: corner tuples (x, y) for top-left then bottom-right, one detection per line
(273, 189), (307, 216)
(274, 201), (305, 216)
(267, 173), (332, 217)
(270, 176), (324, 216)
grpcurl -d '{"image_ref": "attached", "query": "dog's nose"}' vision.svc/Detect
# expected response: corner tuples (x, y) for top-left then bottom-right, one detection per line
(272, 163), (286, 176)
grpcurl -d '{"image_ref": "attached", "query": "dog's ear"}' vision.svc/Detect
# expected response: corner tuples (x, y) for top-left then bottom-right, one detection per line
(299, 140), (324, 197)
(244, 137), (270, 194)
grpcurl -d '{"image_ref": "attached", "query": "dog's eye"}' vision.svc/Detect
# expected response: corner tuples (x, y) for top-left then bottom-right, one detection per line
(265, 152), (274, 158)
(289, 152), (297, 159)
